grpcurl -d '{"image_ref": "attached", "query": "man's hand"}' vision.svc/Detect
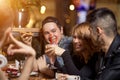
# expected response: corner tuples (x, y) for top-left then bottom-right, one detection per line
(45, 44), (65, 56)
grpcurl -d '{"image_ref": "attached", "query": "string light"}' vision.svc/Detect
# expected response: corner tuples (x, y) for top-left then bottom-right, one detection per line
(40, 5), (46, 14)
(69, 4), (75, 11)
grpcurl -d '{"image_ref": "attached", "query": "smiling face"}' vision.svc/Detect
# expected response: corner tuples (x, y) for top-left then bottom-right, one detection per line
(72, 32), (85, 53)
(42, 22), (63, 44)
(72, 23), (93, 55)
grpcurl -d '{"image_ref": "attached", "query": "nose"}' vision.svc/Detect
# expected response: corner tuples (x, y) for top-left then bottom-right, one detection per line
(49, 33), (53, 37)
(73, 38), (79, 43)
(49, 33), (55, 44)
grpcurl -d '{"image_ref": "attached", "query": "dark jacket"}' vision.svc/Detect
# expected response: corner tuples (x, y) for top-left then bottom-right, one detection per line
(95, 34), (120, 80)
(61, 34), (120, 80)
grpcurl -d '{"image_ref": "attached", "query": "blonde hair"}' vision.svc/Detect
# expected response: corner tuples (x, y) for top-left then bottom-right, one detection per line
(72, 22), (96, 63)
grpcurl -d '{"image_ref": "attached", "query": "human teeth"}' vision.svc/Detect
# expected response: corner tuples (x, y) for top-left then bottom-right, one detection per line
(49, 36), (57, 44)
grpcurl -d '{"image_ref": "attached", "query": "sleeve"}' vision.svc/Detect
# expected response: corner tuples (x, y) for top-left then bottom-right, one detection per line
(61, 51), (97, 80)
(61, 51), (81, 75)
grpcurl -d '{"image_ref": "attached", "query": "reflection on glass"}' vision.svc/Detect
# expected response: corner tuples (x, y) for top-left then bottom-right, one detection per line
(14, 8), (30, 28)
(18, 12), (22, 28)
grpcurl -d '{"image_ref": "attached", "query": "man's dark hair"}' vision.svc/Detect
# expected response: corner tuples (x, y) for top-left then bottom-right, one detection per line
(87, 8), (117, 36)
(42, 16), (62, 30)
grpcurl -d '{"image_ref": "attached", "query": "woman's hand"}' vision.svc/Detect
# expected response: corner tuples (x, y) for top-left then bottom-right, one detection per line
(7, 32), (36, 80)
(37, 55), (49, 72)
(7, 32), (35, 56)
(20, 32), (33, 46)
(37, 55), (54, 77)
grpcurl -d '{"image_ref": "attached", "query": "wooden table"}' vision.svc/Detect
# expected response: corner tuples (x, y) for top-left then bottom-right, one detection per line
(8, 71), (56, 80)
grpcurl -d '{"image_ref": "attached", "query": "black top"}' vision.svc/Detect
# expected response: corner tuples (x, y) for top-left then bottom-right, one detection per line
(61, 34), (120, 80)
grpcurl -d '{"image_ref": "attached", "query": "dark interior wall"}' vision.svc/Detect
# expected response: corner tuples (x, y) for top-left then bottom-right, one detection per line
(56, 0), (77, 36)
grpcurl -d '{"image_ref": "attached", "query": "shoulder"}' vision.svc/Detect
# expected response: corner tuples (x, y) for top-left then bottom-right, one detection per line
(62, 36), (73, 43)
(59, 36), (73, 46)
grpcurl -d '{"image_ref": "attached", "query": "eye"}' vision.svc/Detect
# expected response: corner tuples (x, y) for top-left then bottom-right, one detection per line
(44, 31), (49, 35)
(51, 29), (56, 33)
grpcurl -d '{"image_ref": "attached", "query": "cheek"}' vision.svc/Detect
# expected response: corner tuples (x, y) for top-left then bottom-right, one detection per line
(44, 35), (50, 43)
(55, 33), (62, 43)
(74, 46), (82, 52)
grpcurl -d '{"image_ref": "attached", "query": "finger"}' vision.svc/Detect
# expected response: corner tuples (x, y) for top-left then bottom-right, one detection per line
(21, 33), (27, 38)
(7, 44), (23, 54)
(20, 31), (26, 35)
(27, 37), (32, 42)
(45, 48), (55, 56)
(20, 32), (33, 40)
(43, 55), (46, 61)
(45, 44), (54, 48)
(9, 33), (26, 47)
(7, 44), (15, 55)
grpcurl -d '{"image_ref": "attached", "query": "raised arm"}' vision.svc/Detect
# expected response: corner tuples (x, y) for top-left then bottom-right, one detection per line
(7, 33), (36, 80)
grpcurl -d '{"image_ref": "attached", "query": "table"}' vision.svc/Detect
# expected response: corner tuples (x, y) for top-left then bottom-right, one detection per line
(5, 61), (56, 80)
(7, 70), (56, 80)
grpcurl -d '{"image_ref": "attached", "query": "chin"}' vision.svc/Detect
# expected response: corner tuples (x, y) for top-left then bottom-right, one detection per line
(74, 49), (81, 52)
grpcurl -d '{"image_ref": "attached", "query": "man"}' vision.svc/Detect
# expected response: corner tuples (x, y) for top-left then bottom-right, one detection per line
(0, 0), (36, 80)
(41, 16), (72, 52)
(84, 7), (120, 80)
(39, 16), (73, 76)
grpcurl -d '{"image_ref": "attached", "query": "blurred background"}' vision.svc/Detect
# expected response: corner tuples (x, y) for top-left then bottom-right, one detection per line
(11, 0), (120, 36)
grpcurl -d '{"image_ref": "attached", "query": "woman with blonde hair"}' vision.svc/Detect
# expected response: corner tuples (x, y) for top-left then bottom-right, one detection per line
(71, 22), (97, 70)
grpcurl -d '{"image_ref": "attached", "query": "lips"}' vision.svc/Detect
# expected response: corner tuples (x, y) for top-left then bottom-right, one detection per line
(75, 45), (81, 49)
(49, 36), (57, 44)
(74, 43), (82, 49)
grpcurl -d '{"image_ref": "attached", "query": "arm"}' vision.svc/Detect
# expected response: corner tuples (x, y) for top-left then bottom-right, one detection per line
(46, 44), (81, 75)
(7, 33), (36, 80)
(61, 51), (81, 75)
(18, 54), (35, 80)
(46, 44), (96, 80)
(0, 69), (7, 80)
(62, 51), (97, 80)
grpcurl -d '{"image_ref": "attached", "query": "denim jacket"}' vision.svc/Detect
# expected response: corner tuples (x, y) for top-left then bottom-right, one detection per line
(46, 36), (73, 68)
